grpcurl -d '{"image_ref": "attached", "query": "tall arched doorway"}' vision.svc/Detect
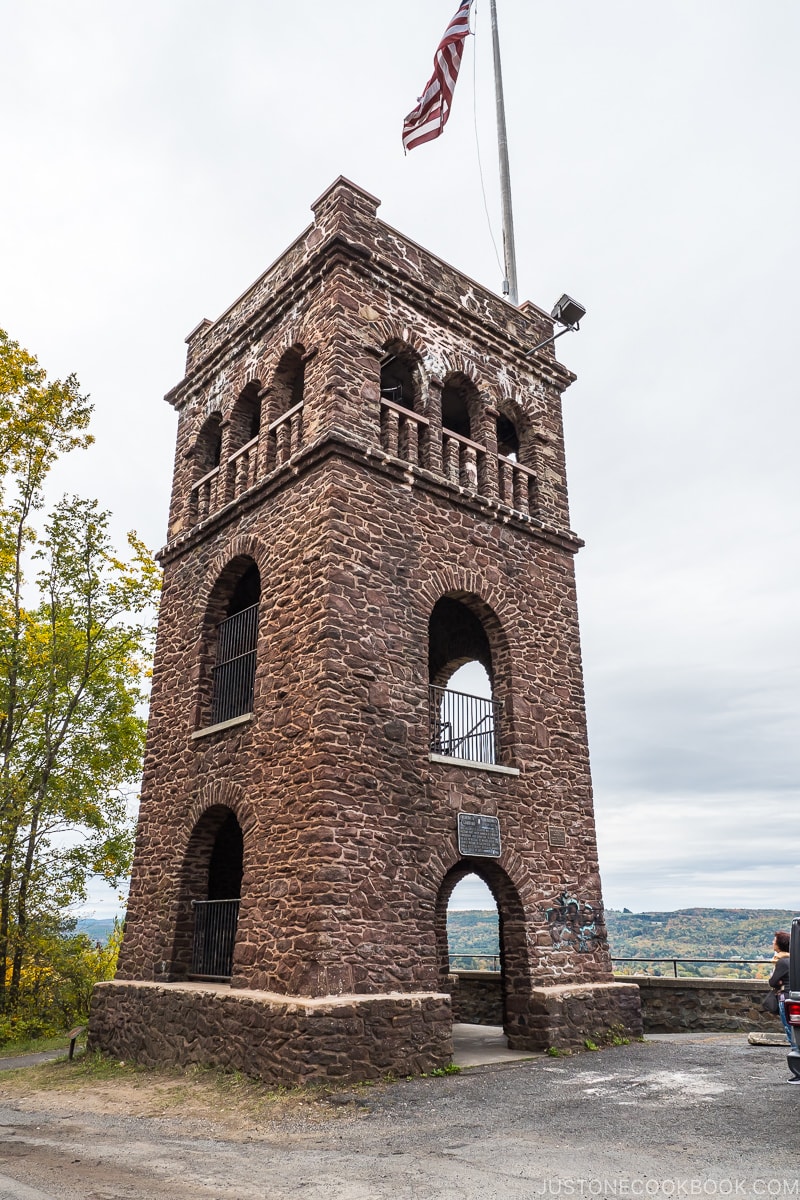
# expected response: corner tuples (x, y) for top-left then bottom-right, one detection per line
(171, 805), (244, 981)
(436, 860), (530, 1044)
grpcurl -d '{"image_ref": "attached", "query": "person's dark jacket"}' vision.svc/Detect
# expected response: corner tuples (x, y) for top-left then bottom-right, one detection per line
(769, 956), (790, 993)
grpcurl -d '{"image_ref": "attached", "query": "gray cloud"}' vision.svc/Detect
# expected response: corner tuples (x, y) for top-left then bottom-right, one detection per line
(1, 1), (797, 915)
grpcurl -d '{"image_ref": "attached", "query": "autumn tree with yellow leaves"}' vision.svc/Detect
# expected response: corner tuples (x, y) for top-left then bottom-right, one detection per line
(0, 329), (159, 1032)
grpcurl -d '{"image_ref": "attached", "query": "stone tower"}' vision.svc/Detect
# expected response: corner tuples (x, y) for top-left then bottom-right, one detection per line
(89, 179), (640, 1083)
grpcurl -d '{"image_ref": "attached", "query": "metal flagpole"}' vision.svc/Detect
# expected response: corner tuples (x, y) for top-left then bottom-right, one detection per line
(488, 0), (518, 304)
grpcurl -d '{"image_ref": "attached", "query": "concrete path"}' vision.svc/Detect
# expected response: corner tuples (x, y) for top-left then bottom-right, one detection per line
(0, 1051), (65, 1072)
(451, 1022), (535, 1067)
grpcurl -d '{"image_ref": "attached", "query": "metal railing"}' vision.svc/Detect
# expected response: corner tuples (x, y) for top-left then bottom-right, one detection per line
(191, 898), (240, 978)
(448, 956), (775, 978)
(429, 685), (499, 765)
(211, 602), (259, 725)
(612, 957), (773, 979)
(449, 953), (500, 972)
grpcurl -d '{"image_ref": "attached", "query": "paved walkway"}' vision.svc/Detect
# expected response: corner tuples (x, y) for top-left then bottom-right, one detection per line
(0, 1050), (66, 1072)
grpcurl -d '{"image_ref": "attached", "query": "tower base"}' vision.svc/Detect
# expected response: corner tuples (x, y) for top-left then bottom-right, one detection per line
(507, 982), (643, 1052)
(88, 981), (453, 1085)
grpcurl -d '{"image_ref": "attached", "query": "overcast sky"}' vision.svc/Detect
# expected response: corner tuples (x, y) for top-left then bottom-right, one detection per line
(2, 1), (798, 918)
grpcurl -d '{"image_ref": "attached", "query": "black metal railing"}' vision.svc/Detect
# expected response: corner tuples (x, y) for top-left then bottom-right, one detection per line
(429, 685), (499, 765)
(211, 602), (258, 725)
(612, 957), (773, 979)
(191, 898), (240, 978)
(449, 953), (501, 972)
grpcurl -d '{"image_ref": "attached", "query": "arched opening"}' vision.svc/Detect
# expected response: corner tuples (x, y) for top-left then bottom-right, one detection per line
(441, 374), (474, 440)
(447, 873), (499, 973)
(436, 861), (530, 1046)
(171, 805), (244, 981)
(211, 563), (260, 726)
(380, 344), (420, 412)
(229, 381), (261, 452)
(272, 347), (305, 419)
(195, 413), (223, 477)
(197, 557), (261, 730)
(428, 597), (497, 765)
(496, 412), (520, 462)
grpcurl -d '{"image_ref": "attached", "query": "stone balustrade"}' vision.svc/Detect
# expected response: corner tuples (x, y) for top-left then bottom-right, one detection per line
(188, 398), (540, 533)
(268, 400), (303, 471)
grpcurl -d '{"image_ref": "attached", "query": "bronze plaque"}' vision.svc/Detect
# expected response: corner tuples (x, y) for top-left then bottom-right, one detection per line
(457, 812), (501, 858)
(548, 826), (567, 847)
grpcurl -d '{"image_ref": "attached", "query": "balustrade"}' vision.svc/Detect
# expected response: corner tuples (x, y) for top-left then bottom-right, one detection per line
(185, 403), (306, 531)
(380, 398), (430, 469)
(497, 454), (537, 517)
(227, 433), (259, 501)
(190, 464), (222, 523)
(442, 430), (485, 492)
(268, 401), (304, 469)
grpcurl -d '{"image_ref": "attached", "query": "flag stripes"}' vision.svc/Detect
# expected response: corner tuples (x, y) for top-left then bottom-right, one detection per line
(402, 0), (474, 152)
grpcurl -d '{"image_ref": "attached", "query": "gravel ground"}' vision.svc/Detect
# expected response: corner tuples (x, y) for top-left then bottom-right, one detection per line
(0, 1034), (796, 1199)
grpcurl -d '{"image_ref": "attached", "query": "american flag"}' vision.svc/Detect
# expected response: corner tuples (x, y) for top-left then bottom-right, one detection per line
(402, 0), (474, 152)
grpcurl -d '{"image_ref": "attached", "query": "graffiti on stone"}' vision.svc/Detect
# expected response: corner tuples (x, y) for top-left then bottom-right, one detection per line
(544, 890), (603, 953)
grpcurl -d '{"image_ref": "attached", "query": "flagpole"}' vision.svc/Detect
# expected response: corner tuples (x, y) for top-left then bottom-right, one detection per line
(488, 0), (518, 305)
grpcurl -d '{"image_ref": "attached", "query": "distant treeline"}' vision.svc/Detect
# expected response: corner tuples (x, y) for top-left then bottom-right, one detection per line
(447, 908), (799, 976)
(75, 919), (117, 944)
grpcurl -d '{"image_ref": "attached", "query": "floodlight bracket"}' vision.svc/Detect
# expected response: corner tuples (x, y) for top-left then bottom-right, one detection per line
(526, 294), (587, 357)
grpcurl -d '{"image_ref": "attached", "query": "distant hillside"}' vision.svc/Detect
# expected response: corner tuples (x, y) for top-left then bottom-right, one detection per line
(447, 910), (499, 968)
(606, 908), (797, 976)
(447, 907), (799, 976)
(75, 918), (116, 943)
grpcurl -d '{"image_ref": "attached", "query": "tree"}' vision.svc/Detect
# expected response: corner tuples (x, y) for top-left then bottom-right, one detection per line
(0, 328), (159, 1019)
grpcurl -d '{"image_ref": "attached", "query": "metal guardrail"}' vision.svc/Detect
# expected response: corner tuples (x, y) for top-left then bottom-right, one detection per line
(612, 957), (772, 978)
(191, 898), (240, 978)
(211, 603), (258, 725)
(429, 686), (499, 765)
(449, 954), (500, 972)
(448, 956), (775, 978)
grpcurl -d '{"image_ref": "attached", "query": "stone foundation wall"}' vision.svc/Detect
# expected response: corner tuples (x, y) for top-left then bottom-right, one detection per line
(621, 975), (778, 1034)
(446, 974), (642, 1051)
(448, 972), (504, 1025)
(89, 981), (452, 1085)
(509, 982), (643, 1052)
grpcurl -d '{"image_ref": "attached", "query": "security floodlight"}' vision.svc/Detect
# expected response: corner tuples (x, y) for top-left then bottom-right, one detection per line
(526, 294), (587, 356)
(550, 294), (586, 329)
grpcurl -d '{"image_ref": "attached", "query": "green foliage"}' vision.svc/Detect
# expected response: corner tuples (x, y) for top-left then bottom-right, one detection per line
(429, 1063), (461, 1076)
(449, 907), (797, 979)
(546, 1046), (564, 1057)
(0, 329), (159, 1022)
(606, 908), (796, 978)
(583, 1039), (600, 1051)
(447, 909), (499, 970)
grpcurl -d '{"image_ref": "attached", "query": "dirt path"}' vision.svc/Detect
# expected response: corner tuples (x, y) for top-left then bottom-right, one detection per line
(0, 1036), (795, 1199)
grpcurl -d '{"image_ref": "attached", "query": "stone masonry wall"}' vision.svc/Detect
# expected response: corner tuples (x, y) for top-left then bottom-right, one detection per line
(448, 972), (504, 1026)
(89, 980), (452, 1085)
(628, 976), (782, 1034)
(451, 973), (777, 1039)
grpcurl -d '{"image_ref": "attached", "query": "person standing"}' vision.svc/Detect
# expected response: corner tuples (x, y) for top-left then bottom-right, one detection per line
(768, 930), (793, 1047)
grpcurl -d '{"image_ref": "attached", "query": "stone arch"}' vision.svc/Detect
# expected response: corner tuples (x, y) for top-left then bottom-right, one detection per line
(195, 550), (263, 729)
(268, 343), (307, 422)
(435, 858), (530, 1037)
(228, 380), (263, 453)
(193, 411), (223, 479)
(380, 338), (424, 413)
(169, 787), (254, 980)
(427, 590), (512, 765)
